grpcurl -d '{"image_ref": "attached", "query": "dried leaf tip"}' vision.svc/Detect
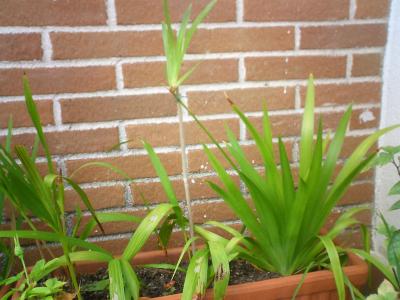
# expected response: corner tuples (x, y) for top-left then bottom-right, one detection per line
(224, 92), (234, 105)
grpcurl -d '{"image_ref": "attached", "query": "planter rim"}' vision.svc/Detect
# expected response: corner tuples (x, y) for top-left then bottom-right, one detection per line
(1, 246), (368, 300)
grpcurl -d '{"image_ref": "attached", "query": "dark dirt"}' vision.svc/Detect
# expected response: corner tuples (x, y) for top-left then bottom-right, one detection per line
(54, 260), (280, 299)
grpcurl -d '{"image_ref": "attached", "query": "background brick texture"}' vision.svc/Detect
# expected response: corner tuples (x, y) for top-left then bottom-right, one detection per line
(0, 0), (390, 257)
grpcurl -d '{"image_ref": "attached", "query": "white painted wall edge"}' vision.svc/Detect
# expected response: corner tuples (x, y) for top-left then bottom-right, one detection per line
(374, 0), (400, 254)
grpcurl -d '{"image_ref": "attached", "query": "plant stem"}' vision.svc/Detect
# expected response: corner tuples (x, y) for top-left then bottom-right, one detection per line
(174, 90), (196, 254)
(61, 239), (82, 300)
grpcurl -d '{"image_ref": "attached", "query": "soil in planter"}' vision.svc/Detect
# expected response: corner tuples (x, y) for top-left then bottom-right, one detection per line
(52, 260), (280, 299)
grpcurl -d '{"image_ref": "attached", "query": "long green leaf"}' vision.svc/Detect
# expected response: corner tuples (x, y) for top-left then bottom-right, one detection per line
(334, 124), (400, 189)
(121, 259), (140, 300)
(299, 75), (315, 180)
(208, 240), (230, 300)
(109, 259), (125, 300)
(182, 248), (209, 300)
(63, 177), (104, 234)
(348, 248), (399, 289)
(0, 230), (111, 255)
(79, 212), (141, 241)
(23, 75), (54, 173)
(143, 141), (185, 228)
(122, 203), (173, 260)
(319, 235), (345, 300)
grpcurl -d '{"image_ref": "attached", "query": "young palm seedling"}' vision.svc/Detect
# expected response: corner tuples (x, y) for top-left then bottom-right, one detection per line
(0, 117), (16, 282)
(162, 0), (217, 253)
(193, 76), (399, 299)
(144, 142), (248, 300)
(348, 146), (400, 297)
(0, 76), (188, 300)
(0, 76), (110, 300)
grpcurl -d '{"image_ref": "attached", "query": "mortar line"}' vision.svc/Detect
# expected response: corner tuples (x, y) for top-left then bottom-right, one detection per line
(0, 102), (381, 136)
(236, 0), (244, 23)
(0, 76), (383, 103)
(0, 18), (388, 34)
(0, 47), (385, 68)
(106, 0), (117, 27)
(41, 30), (53, 62)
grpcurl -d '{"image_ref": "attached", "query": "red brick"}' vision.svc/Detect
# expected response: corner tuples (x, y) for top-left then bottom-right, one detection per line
(352, 54), (382, 77)
(244, 0), (349, 21)
(326, 210), (371, 229)
(125, 119), (239, 148)
(356, 0), (390, 19)
(300, 82), (381, 107)
(64, 185), (126, 212)
(188, 27), (295, 54)
(340, 135), (377, 159)
(248, 108), (378, 140)
(116, 0), (235, 24)
(337, 229), (365, 248)
(52, 31), (163, 60)
(123, 59), (238, 88)
(339, 182), (374, 205)
(0, 34), (42, 61)
(350, 107), (380, 130)
(3, 128), (119, 156)
(76, 209), (147, 237)
(245, 56), (346, 81)
(0, 100), (53, 129)
(188, 141), (293, 173)
(0, 0), (107, 26)
(250, 114), (302, 138)
(132, 175), (239, 205)
(0, 67), (115, 96)
(66, 152), (182, 183)
(192, 201), (237, 224)
(301, 25), (387, 49)
(188, 87), (295, 115)
(61, 94), (176, 124)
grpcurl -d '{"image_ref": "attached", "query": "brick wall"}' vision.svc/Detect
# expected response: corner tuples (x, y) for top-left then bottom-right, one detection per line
(0, 0), (390, 257)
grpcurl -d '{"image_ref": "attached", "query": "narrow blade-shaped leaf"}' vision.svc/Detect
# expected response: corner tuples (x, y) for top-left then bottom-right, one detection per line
(143, 141), (185, 228)
(208, 240), (230, 300)
(23, 75), (54, 173)
(121, 259), (140, 300)
(109, 259), (125, 300)
(299, 75), (315, 180)
(123, 203), (173, 260)
(319, 235), (345, 300)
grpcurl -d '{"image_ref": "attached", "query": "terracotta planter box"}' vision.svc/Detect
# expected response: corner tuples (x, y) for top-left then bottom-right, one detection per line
(136, 248), (368, 300)
(0, 247), (368, 299)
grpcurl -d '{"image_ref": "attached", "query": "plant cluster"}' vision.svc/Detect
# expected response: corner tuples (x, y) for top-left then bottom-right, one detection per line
(358, 146), (400, 299)
(0, 1), (398, 300)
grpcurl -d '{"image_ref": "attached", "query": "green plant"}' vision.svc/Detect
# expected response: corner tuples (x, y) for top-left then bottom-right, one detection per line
(0, 77), (110, 299)
(0, 117), (15, 282)
(160, 0), (398, 298)
(159, 75), (397, 300)
(367, 280), (399, 300)
(162, 0), (217, 253)
(0, 75), (199, 299)
(0, 202), (180, 299)
(144, 142), (243, 300)
(196, 76), (399, 299)
(348, 146), (400, 296)
(0, 240), (70, 300)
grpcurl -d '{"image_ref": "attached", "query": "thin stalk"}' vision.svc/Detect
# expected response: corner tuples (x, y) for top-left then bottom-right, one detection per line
(174, 92), (236, 169)
(174, 89), (196, 254)
(61, 239), (82, 300)
(13, 235), (30, 284)
(20, 209), (54, 260)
